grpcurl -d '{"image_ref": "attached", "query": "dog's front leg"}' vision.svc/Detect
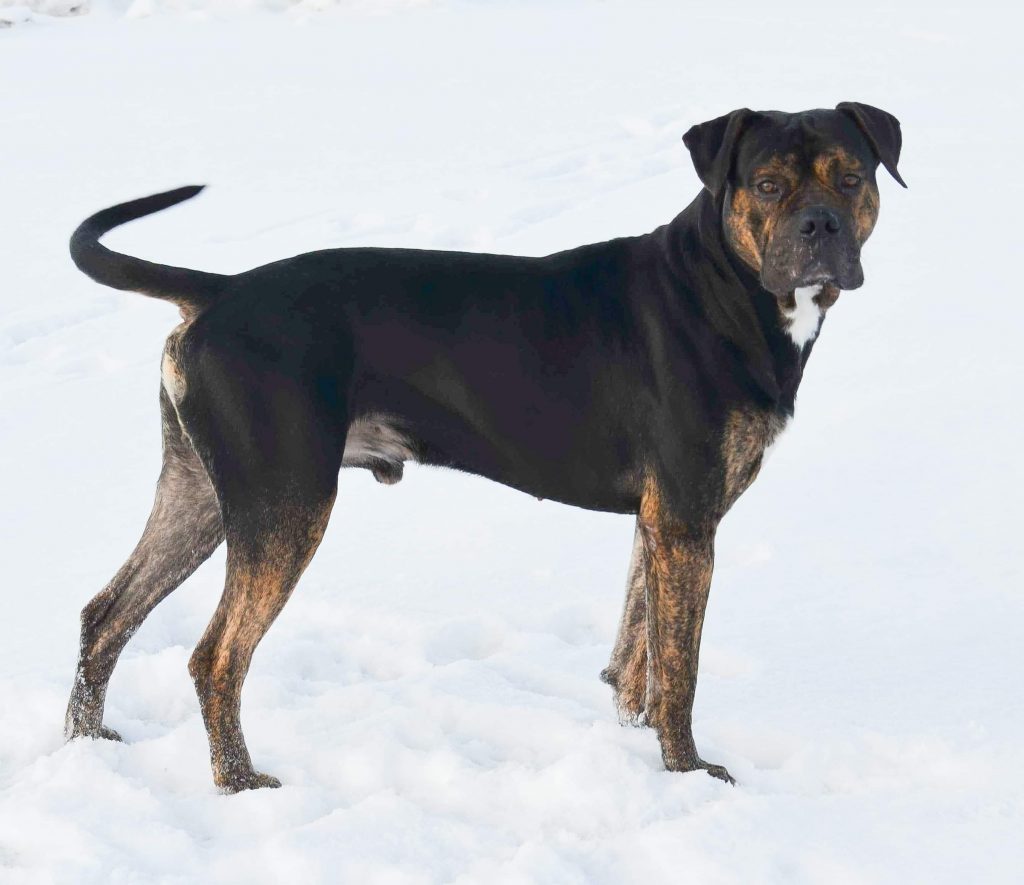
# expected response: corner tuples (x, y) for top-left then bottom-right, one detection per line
(639, 490), (733, 784)
(601, 523), (649, 724)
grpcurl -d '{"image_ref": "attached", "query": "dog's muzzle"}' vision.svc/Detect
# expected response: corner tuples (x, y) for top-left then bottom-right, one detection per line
(761, 205), (864, 297)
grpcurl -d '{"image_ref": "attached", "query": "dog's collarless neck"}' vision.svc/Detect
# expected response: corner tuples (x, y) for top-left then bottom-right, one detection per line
(652, 192), (810, 414)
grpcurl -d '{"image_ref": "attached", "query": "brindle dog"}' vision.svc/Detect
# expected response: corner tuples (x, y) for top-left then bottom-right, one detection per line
(66, 102), (904, 792)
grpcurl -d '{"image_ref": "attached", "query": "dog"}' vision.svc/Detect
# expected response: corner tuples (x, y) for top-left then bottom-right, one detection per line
(65, 102), (904, 792)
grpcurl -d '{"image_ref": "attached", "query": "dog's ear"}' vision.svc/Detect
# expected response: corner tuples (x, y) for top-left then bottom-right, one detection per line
(683, 108), (761, 198)
(836, 102), (907, 188)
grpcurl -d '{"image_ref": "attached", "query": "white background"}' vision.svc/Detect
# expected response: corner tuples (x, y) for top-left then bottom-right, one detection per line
(1, 1), (1021, 882)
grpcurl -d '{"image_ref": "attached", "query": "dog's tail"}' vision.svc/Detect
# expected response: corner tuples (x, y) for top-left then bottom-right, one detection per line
(70, 185), (230, 319)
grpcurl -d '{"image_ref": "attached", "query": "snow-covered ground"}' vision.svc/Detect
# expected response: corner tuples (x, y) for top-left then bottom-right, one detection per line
(2, 1), (1022, 882)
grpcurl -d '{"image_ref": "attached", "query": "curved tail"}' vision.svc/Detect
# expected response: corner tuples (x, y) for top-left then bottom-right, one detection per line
(70, 185), (230, 319)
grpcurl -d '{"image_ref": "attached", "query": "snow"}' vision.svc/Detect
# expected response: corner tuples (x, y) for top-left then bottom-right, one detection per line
(2, 1), (1023, 882)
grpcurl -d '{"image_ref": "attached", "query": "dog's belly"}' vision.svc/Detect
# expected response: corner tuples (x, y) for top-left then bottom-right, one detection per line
(345, 379), (643, 514)
(417, 425), (642, 514)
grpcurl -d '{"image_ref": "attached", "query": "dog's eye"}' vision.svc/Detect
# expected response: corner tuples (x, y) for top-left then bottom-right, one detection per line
(841, 173), (861, 188)
(756, 179), (780, 196)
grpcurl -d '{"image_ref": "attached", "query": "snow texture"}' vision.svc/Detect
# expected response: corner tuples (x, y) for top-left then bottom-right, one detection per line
(2, 1), (1022, 882)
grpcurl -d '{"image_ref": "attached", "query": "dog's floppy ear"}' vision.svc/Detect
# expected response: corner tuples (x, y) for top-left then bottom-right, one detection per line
(683, 108), (761, 198)
(836, 101), (907, 188)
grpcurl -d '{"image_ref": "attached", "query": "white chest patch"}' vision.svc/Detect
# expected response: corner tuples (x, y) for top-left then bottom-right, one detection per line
(784, 284), (825, 349)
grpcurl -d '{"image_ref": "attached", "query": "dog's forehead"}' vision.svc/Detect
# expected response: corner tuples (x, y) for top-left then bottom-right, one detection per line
(735, 109), (874, 175)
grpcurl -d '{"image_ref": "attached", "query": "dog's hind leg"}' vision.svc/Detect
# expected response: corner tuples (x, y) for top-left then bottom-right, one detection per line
(65, 389), (224, 741)
(185, 440), (341, 790)
(601, 522), (648, 724)
(177, 356), (347, 792)
(187, 488), (336, 792)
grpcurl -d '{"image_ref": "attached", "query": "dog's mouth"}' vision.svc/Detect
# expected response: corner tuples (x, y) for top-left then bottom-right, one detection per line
(796, 257), (862, 290)
(763, 256), (862, 304)
(795, 268), (837, 288)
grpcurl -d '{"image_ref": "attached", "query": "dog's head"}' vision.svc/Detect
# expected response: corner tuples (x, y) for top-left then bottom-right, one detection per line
(683, 103), (905, 303)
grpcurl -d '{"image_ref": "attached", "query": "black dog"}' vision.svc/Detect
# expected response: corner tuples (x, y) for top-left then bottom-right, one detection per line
(66, 102), (904, 792)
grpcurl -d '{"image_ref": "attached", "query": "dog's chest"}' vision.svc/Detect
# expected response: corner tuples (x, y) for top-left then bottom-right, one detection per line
(719, 409), (788, 512)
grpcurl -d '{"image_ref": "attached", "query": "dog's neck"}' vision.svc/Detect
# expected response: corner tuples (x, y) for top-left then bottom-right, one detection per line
(652, 190), (819, 416)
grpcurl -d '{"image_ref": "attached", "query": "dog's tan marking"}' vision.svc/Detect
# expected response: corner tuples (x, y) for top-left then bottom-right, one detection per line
(189, 497), (335, 793)
(814, 281), (842, 309)
(852, 182), (880, 243)
(721, 409), (786, 514)
(724, 153), (801, 274)
(724, 186), (766, 272)
(161, 324), (189, 404)
(160, 353), (185, 403)
(750, 152), (800, 185)
(812, 147), (864, 184)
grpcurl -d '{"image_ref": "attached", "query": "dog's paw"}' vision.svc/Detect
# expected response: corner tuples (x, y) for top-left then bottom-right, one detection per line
(217, 770), (282, 794)
(95, 724), (124, 742)
(661, 746), (736, 784)
(698, 761), (736, 785)
(66, 723), (123, 743)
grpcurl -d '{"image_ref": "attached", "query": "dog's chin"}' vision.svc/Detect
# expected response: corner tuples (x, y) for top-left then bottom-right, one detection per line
(762, 263), (863, 303)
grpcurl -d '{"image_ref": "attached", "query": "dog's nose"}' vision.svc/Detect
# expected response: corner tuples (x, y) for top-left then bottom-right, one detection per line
(797, 207), (841, 239)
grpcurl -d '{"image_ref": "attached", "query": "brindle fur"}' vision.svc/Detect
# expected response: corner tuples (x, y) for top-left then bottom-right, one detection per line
(636, 481), (722, 778)
(601, 409), (783, 769)
(66, 388), (224, 742)
(601, 525), (649, 724)
(721, 409), (787, 512)
(65, 103), (903, 792)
